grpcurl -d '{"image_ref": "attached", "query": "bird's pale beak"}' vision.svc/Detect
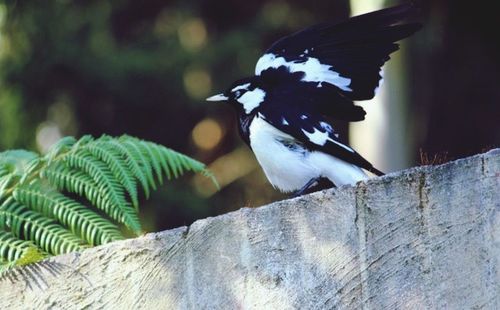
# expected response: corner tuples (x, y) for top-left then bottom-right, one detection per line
(206, 93), (229, 102)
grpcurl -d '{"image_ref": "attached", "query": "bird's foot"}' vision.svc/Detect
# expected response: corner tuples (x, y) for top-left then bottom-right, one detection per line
(292, 177), (336, 197)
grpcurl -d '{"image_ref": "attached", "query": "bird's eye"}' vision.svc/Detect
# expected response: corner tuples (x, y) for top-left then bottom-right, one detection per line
(235, 91), (241, 97)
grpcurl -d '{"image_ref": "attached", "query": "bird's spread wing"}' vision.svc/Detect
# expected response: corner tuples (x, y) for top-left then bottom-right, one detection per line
(258, 105), (383, 175)
(258, 67), (366, 121)
(255, 3), (421, 101)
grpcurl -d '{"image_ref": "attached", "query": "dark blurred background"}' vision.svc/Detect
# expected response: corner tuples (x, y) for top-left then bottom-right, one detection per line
(0, 0), (498, 232)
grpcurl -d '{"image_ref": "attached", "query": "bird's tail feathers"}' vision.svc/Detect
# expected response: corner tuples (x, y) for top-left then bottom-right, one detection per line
(367, 166), (385, 176)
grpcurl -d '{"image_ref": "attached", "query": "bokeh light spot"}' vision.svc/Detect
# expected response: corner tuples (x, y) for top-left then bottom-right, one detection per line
(261, 1), (290, 27)
(192, 146), (258, 197)
(178, 18), (207, 51)
(48, 94), (77, 135)
(183, 68), (212, 99)
(36, 122), (62, 154)
(191, 118), (223, 151)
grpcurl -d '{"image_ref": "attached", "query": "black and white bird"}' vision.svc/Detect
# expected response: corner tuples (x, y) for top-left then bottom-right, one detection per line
(207, 3), (421, 196)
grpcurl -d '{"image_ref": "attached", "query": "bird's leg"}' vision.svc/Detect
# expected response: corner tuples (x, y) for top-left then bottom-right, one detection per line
(293, 177), (320, 197)
(292, 177), (336, 197)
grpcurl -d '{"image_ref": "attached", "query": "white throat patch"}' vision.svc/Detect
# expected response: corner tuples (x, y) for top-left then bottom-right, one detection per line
(237, 87), (266, 114)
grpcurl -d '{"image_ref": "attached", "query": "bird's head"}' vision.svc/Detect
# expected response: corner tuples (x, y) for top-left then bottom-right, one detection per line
(206, 77), (266, 114)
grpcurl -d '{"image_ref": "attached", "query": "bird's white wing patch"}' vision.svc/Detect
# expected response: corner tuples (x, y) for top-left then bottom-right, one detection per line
(255, 53), (352, 91)
(301, 128), (329, 145)
(302, 127), (355, 153)
(237, 88), (266, 114)
(255, 53), (278, 75)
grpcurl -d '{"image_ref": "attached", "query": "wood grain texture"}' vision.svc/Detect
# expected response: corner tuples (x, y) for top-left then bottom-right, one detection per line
(1, 149), (499, 309)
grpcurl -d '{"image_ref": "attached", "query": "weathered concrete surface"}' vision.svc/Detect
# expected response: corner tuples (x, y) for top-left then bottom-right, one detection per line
(1, 149), (499, 309)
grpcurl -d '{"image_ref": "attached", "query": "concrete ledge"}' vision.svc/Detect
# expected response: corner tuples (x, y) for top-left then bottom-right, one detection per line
(1, 150), (499, 309)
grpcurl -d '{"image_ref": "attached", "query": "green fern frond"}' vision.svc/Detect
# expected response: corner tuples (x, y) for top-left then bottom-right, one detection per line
(42, 164), (106, 208)
(84, 139), (139, 208)
(137, 140), (164, 185)
(151, 142), (219, 188)
(102, 138), (152, 198)
(0, 175), (18, 201)
(125, 137), (217, 185)
(13, 182), (124, 245)
(45, 136), (77, 163)
(0, 231), (45, 277)
(0, 167), (10, 178)
(0, 150), (39, 177)
(41, 163), (141, 234)
(62, 151), (142, 233)
(19, 158), (42, 184)
(0, 198), (84, 255)
(0, 237), (47, 281)
(0, 134), (216, 272)
(0, 231), (43, 263)
(120, 136), (157, 192)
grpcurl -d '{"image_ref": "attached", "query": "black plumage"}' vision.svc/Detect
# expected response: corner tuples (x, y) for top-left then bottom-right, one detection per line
(207, 3), (421, 194)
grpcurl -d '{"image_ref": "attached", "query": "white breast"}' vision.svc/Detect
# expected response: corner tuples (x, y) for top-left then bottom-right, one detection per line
(249, 116), (316, 192)
(249, 116), (367, 192)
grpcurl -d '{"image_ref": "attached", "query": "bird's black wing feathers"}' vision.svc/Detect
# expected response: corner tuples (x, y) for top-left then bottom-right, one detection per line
(256, 3), (421, 100)
(259, 67), (366, 121)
